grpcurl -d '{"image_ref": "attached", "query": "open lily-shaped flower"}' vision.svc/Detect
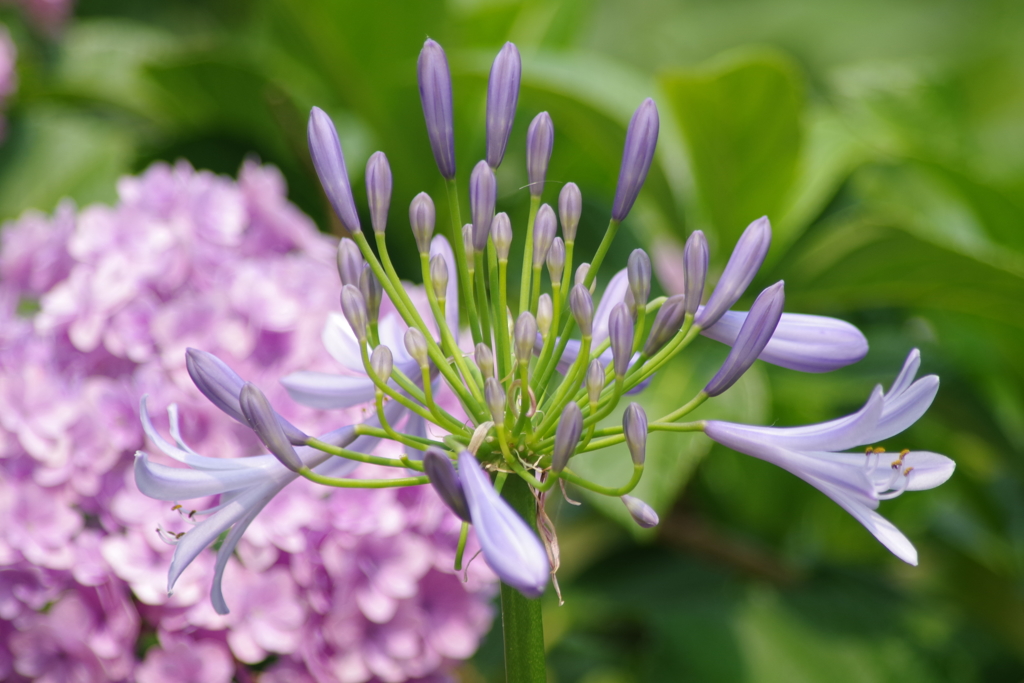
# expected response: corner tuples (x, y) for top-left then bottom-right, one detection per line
(704, 349), (954, 565)
(134, 386), (404, 615)
(280, 234), (459, 412)
(546, 266), (868, 377)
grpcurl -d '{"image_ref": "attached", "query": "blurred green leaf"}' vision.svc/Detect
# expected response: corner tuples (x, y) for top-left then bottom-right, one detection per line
(661, 51), (803, 251)
(572, 342), (769, 535)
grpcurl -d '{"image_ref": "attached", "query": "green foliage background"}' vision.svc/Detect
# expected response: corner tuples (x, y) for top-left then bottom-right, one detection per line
(3, 0), (1024, 680)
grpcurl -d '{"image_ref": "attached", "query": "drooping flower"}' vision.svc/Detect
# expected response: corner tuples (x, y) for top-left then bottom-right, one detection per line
(704, 349), (954, 565)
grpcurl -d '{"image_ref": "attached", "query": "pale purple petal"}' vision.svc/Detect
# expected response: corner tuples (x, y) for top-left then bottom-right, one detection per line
(279, 371), (377, 409)
(592, 269), (629, 348)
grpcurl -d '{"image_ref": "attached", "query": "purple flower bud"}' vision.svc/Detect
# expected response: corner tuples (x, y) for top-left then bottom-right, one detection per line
(533, 203), (557, 267)
(546, 236), (565, 283)
(359, 264), (383, 325)
(609, 303), (634, 378)
(340, 284), (368, 344)
(239, 383), (303, 473)
(370, 345), (393, 384)
(558, 182), (581, 242)
(552, 402), (583, 473)
(569, 284), (594, 337)
(627, 249), (651, 313)
(526, 112), (554, 197)
(409, 192), (436, 255)
(308, 106), (361, 232)
(621, 495), (659, 528)
(486, 42), (521, 168)
(404, 327), (429, 367)
(586, 359), (605, 404)
(514, 312), (538, 364)
(424, 448), (471, 522)
(462, 223), (475, 262)
(417, 39), (456, 179)
(537, 294), (553, 336)
(185, 348), (307, 445)
(684, 230), (708, 316)
(643, 294), (686, 356)
(336, 237), (364, 287)
(704, 281), (784, 397)
(470, 160), (497, 252)
(475, 343), (495, 380)
(459, 451), (550, 597)
(492, 212), (512, 260)
(695, 217), (771, 328)
(366, 151), (392, 234)
(430, 254), (449, 303)
(575, 263), (592, 291)
(612, 98), (659, 222)
(485, 377), (506, 422)
(622, 402), (647, 465)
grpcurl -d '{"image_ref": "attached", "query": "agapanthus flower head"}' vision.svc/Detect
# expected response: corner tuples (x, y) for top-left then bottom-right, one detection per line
(132, 38), (943, 632)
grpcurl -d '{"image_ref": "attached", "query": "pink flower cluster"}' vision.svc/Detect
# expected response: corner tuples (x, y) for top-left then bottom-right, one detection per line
(0, 160), (494, 682)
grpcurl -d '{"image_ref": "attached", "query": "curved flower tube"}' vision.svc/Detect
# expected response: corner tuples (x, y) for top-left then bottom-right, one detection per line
(704, 349), (953, 565)
(458, 452), (549, 598)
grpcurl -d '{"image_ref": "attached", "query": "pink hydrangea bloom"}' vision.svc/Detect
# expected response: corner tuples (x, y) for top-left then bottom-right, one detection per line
(0, 160), (495, 681)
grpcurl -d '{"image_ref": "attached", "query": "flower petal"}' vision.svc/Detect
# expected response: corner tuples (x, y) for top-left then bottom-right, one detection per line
(134, 452), (277, 500)
(700, 310), (868, 373)
(868, 375), (939, 443)
(322, 312), (367, 372)
(279, 371), (377, 409)
(592, 269), (629, 348)
(458, 453), (549, 598)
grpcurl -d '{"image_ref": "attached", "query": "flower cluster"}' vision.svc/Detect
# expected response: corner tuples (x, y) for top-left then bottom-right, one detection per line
(146, 36), (953, 614)
(0, 160), (494, 682)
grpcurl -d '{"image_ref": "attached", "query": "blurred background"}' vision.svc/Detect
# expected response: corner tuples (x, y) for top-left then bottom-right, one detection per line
(2, 0), (1024, 680)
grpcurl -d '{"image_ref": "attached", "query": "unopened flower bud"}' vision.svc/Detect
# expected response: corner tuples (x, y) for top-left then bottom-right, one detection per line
(622, 402), (647, 465)
(423, 448), (470, 522)
(533, 203), (556, 267)
(612, 98), (659, 221)
(475, 343), (495, 379)
(417, 39), (456, 179)
(370, 345), (393, 384)
(558, 182), (581, 242)
(624, 287), (636, 318)
(536, 294), (553, 334)
(514, 312), (537, 364)
(430, 254), (449, 303)
(627, 249), (651, 312)
(609, 303), (634, 378)
(404, 327), (429, 367)
(705, 281), (784, 397)
(546, 237), (565, 283)
(586, 359), (605, 404)
(486, 42), (521, 169)
(340, 284), (368, 344)
(336, 238), (363, 287)
(684, 230), (708, 316)
(695, 217), (771, 328)
(240, 383), (303, 473)
(409, 192), (436, 254)
(643, 294), (686, 356)
(462, 224), (475, 263)
(551, 402), (583, 473)
(621, 495), (659, 528)
(491, 212), (512, 260)
(470, 160), (496, 251)
(569, 284), (594, 337)
(308, 106), (361, 232)
(526, 112), (554, 197)
(366, 151), (392, 234)
(359, 264), (382, 325)
(485, 377), (506, 422)
(575, 263), (595, 292)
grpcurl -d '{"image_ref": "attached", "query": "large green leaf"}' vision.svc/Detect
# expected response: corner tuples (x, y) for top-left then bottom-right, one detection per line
(570, 342), (769, 536)
(660, 51), (803, 251)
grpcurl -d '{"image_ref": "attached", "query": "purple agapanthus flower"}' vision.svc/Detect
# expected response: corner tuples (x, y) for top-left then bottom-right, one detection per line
(705, 349), (953, 564)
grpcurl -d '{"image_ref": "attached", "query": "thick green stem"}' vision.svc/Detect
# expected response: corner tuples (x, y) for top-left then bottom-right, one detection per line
(499, 475), (547, 683)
